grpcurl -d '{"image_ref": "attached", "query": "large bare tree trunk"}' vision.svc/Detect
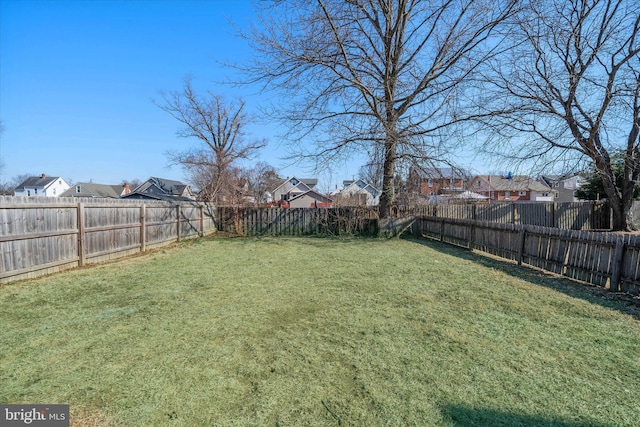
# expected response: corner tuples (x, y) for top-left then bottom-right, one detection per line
(379, 140), (397, 218)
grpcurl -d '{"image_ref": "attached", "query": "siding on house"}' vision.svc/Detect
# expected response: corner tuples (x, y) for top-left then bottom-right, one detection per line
(539, 174), (583, 202)
(289, 190), (333, 208)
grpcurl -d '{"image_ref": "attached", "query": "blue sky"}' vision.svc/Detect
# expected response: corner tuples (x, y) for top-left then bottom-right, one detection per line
(0, 0), (371, 191)
(0, 0), (497, 192)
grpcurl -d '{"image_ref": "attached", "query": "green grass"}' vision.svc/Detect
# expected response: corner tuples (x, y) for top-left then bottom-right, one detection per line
(1, 236), (639, 426)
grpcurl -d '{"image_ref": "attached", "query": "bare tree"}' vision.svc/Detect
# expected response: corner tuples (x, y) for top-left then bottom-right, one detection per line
(157, 78), (266, 204)
(242, 0), (516, 218)
(478, 0), (640, 230)
(243, 161), (281, 206)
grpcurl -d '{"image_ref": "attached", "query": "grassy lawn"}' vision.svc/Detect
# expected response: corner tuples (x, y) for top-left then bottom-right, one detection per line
(1, 236), (639, 426)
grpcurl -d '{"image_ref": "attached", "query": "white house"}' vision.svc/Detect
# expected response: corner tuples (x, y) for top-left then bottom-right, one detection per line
(13, 174), (70, 197)
(332, 178), (380, 206)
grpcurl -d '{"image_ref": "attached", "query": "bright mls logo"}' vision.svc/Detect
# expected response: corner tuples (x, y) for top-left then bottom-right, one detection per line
(1, 405), (69, 426)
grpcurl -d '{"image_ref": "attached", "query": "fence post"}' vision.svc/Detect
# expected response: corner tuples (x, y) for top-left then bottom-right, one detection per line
(176, 204), (181, 242)
(609, 237), (625, 292)
(200, 205), (204, 237)
(517, 228), (526, 266)
(77, 202), (86, 267)
(140, 204), (146, 252)
(469, 221), (476, 251)
(440, 219), (445, 241)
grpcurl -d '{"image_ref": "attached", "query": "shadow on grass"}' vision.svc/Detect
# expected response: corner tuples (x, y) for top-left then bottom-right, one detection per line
(403, 236), (640, 322)
(440, 403), (615, 427)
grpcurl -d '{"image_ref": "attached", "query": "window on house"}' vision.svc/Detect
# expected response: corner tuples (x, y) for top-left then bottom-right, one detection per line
(505, 191), (511, 199)
(428, 179), (433, 187)
(27, 190), (31, 196)
(35, 189), (38, 195)
(53, 189), (56, 195)
(76, 185), (81, 193)
(290, 178), (299, 185)
(555, 192), (559, 198)
(519, 191), (526, 196)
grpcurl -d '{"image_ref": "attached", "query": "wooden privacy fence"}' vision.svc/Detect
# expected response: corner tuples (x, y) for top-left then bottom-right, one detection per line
(400, 201), (611, 230)
(416, 216), (640, 294)
(218, 201), (612, 236)
(217, 206), (380, 236)
(0, 196), (217, 284)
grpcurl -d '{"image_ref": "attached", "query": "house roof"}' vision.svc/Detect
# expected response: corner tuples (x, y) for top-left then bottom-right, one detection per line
(15, 175), (62, 190)
(477, 175), (551, 192)
(133, 177), (190, 196)
(60, 182), (124, 198)
(271, 176), (317, 193)
(411, 166), (469, 180)
(123, 177), (194, 200)
(538, 174), (581, 186)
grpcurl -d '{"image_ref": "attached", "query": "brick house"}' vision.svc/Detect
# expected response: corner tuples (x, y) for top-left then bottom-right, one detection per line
(407, 167), (468, 197)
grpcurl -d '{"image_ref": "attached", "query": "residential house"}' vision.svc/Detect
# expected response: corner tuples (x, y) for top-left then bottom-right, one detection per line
(121, 177), (196, 201)
(60, 182), (132, 199)
(13, 174), (70, 197)
(468, 174), (554, 202)
(270, 177), (332, 207)
(538, 174), (583, 202)
(407, 167), (468, 197)
(332, 178), (380, 206)
(289, 190), (333, 208)
(271, 177), (318, 201)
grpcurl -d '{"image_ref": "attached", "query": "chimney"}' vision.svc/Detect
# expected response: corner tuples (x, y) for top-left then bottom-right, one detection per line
(41, 173), (46, 179)
(123, 182), (131, 195)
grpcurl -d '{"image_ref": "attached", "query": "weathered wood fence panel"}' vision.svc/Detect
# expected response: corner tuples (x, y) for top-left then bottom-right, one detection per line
(416, 216), (640, 294)
(218, 201), (614, 237)
(218, 207), (380, 236)
(427, 201), (611, 229)
(0, 196), (217, 284)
